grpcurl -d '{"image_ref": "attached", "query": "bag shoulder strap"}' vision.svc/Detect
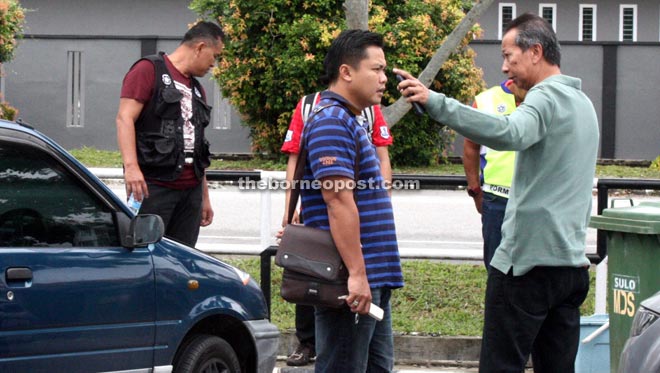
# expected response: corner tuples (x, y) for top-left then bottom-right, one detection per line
(287, 103), (362, 224)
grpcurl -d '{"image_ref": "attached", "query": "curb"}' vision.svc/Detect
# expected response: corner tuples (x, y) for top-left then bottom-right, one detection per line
(277, 331), (481, 365)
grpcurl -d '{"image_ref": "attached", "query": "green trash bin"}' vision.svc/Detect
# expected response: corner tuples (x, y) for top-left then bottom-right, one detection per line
(589, 201), (660, 373)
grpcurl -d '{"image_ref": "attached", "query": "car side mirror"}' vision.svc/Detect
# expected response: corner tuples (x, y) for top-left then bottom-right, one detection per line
(121, 214), (164, 249)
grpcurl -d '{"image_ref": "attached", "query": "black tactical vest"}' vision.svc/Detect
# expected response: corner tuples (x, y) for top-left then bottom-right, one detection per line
(133, 52), (212, 182)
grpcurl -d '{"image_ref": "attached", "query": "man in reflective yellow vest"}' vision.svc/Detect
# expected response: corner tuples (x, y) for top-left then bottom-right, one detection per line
(462, 80), (526, 270)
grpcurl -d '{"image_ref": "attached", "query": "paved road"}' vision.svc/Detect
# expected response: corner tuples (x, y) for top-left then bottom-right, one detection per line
(110, 184), (610, 259)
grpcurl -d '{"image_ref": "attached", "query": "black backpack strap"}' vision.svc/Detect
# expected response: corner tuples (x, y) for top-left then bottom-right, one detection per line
(362, 106), (375, 132)
(301, 92), (320, 125)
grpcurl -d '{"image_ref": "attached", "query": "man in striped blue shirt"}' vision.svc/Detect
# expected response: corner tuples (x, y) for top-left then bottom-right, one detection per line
(300, 29), (403, 372)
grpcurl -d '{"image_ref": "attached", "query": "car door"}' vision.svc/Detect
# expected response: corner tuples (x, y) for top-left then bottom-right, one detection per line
(0, 137), (156, 372)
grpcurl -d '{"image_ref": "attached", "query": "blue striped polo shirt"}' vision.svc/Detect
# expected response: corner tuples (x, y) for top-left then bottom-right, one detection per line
(300, 91), (404, 289)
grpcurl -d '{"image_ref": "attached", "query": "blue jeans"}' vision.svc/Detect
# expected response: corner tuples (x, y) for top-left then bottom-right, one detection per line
(481, 192), (507, 271)
(314, 288), (394, 373)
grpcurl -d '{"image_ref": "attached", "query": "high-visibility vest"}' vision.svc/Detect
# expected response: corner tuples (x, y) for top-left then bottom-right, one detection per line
(474, 85), (516, 198)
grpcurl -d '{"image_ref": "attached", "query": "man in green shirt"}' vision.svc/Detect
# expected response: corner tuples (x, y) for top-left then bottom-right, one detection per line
(395, 13), (599, 372)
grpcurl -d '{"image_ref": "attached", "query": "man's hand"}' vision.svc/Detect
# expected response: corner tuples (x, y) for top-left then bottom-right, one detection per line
(200, 177), (214, 226)
(200, 199), (214, 226)
(472, 193), (483, 214)
(392, 68), (430, 106)
(345, 273), (372, 315)
(123, 165), (148, 201)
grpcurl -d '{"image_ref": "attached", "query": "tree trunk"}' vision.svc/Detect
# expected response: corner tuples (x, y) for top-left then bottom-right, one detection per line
(382, 0), (496, 126)
(344, 0), (369, 30)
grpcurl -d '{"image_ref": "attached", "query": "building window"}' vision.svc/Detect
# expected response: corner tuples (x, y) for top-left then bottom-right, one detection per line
(620, 5), (637, 42)
(579, 5), (597, 41)
(539, 3), (557, 31)
(499, 3), (516, 40)
(66, 51), (84, 127)
(212, 84), (231, 130)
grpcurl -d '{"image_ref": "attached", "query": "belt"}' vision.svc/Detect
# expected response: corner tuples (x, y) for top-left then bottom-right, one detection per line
(184, 152), (194, 165)
(483, 183), (510, 197)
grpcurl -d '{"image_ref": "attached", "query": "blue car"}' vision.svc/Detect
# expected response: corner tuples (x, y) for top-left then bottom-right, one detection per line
(0, 120), (279, 372)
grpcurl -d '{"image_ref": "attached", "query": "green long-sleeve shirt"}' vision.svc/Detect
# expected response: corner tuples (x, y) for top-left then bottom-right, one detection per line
(426, 75), (599, 275)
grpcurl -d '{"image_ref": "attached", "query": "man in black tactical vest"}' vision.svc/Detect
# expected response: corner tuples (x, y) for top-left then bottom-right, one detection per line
(116, 21), (224, 246)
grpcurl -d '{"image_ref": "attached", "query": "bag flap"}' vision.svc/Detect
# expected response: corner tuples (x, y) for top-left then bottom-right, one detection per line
(275, 224), (347, 281)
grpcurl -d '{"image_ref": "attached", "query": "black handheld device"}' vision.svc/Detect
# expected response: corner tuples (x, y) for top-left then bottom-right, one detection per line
(395, 74), (425, 116)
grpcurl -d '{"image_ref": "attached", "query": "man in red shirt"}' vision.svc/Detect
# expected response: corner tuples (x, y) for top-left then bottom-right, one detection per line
(281, 92), (394, 226)
(279, 91), (394, 366)
(116, 21), (224, 246)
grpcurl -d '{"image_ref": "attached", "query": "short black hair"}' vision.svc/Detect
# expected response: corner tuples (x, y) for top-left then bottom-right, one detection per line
(504, 13), (561, 66)
(322, 29), (384, 84)
(182, 21), (225, 46)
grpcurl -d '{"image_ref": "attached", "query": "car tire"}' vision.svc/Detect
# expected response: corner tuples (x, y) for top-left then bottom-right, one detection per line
(174, 334), (241, 373)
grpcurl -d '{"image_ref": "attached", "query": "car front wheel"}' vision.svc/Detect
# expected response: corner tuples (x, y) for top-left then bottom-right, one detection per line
(175, 334), (241, 373)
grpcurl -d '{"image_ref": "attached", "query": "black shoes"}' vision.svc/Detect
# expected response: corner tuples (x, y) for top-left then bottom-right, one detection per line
(286, 343), (316, 366)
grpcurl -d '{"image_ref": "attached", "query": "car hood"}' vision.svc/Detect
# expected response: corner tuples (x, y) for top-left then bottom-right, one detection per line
(641, 290), (660, 313)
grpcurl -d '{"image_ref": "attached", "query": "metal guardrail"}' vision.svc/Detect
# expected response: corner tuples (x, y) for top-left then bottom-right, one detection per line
(204, 171), (660, 263)
(244, 175), (660, 316)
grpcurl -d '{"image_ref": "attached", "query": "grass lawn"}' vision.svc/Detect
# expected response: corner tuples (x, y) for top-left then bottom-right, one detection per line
(67, 147), (660, 179)
(219, 257), (597, 337)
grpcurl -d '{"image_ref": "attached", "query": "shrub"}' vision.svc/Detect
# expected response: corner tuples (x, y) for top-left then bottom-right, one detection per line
(651, 156), (660, 170)
(0, 0), (25, 63)
(0, 97), (17, 120)
(190, 0), (485, 165)
(0, 0), (25, 121)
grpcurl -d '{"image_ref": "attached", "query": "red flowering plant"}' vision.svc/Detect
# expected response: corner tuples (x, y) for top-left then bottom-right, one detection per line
(191, 0), (485, 165)
(0, 0), (24, 120)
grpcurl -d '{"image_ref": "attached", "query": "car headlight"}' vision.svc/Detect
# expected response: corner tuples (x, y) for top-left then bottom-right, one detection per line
(629, 306), (659, 337)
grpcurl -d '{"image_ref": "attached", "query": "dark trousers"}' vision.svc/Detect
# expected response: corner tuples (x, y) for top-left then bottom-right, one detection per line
(481, 192), (507, 271)
(479, 266), (590, 373)
(295, 304), (316, 347)
(139, 181), (203, 247)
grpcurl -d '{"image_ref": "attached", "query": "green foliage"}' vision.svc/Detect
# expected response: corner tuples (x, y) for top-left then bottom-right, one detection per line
(0, 0), (25, 120)
(0, 97), (17, 120)
(0, 0), (25, 63)
(651, 156), (660, 170)
(222, 257), (596, 336)
(190, 0), (485, 166)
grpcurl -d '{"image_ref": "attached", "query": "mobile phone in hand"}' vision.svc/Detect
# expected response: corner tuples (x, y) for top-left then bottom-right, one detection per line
(395, 74), (425, 115)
